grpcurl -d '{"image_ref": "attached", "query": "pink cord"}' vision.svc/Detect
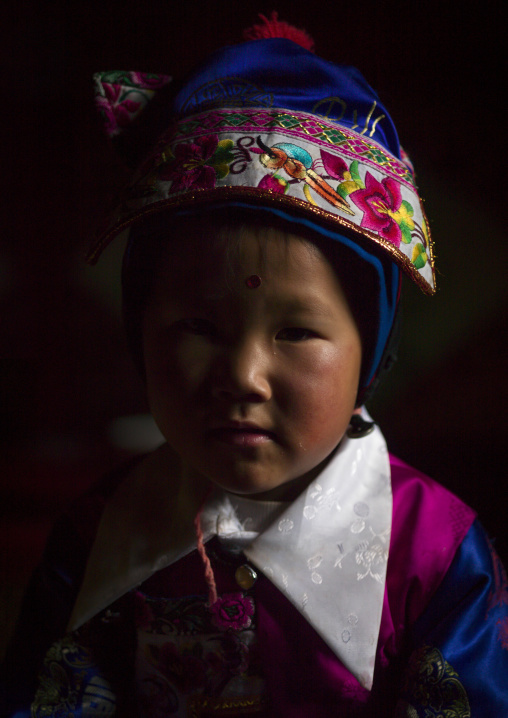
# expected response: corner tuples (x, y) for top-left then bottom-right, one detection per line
(194, 487), (218, 606)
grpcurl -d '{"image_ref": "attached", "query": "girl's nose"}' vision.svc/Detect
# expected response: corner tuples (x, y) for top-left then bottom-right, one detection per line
(211, 340), (272, 403)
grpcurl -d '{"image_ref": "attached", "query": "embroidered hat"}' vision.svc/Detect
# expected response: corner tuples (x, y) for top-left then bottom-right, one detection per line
(88, 16), (434, 296)
(89, 15), (435, 401)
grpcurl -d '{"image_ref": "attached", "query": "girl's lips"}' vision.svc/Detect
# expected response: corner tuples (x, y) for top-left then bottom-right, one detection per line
(207, 421), (275, 447)
(209, 429), (273, 447)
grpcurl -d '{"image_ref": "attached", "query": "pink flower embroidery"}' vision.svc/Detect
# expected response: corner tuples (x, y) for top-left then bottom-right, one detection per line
(159, 135), (234, 192)
(258, 173), (288, 194)
(349, 172), (414, 247)
(95, 83), (142, 136)
(320, 150), (364, 199)
(320, 150), (349, 180)
(209, 592), (255, 631)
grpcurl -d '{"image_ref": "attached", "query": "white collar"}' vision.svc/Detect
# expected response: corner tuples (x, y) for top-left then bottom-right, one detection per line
(68, 418), (391, 690)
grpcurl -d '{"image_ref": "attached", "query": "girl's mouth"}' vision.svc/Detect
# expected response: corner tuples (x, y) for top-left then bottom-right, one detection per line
(207, 421), (275, 447)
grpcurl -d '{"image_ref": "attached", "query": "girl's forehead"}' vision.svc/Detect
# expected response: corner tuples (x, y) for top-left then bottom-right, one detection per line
(147, 223), (356, 323)
(155, 223), (332, 292)
(162, 222), (320, 271)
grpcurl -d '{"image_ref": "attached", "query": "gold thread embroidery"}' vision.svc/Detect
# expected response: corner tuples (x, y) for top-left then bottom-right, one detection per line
(396, 645), (471, 717)
(312, 97), (386, 139)
(358, 101), (376, 136)
(189, 693), (268, 716)
(313, 96), (347, 121)
(30, 634), (117, 717)
(369, 114), (386, 138)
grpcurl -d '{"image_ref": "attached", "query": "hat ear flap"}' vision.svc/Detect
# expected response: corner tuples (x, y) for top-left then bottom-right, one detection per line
(399, 145), (415, 177)
(93, 71), (172, 139)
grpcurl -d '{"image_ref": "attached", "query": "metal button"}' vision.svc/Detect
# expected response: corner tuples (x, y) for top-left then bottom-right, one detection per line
(235, 564), (258, 590)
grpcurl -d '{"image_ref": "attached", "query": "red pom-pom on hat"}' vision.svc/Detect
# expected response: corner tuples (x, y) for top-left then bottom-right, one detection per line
(243, 11), (315, 52)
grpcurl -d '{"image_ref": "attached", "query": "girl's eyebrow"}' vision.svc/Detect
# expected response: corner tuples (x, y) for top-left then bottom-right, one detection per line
(276, 297), (336, 319)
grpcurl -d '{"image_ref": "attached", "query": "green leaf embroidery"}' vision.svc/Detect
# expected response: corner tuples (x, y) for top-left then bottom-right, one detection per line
(349, 161), (361, 182)
(401, 200), (414, 217)
(412, 243), (427, 268)
(214, 164), (231, 180)
(336, 183), (348, 200)
(400, 224), (412, 245)
(211, 140), (235, 166)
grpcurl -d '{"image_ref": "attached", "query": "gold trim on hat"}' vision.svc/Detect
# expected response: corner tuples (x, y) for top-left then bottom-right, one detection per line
(87, 186), (435, 295)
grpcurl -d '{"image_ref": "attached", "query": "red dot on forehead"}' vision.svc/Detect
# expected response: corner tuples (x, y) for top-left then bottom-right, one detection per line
(245, 275), (261, 289)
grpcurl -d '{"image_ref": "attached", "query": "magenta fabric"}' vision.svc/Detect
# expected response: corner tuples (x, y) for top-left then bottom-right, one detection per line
(139, 455), (476, 716)
(387, 455), (476, 627)
(252, 456), (476, 715)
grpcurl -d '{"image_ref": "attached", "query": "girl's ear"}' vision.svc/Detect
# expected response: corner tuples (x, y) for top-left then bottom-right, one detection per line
(93, 71), (173, 139)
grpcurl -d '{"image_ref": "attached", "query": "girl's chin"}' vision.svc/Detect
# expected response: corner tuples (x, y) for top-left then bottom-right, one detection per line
(216, 472), (316, 502)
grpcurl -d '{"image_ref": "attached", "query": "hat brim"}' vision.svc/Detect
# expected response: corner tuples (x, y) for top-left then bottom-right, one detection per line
(87, 107), (435, 295)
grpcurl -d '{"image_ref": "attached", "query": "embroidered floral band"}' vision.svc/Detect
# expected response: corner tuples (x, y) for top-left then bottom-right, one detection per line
(94, 70), (172, 138)
(88, 107), (435, 294)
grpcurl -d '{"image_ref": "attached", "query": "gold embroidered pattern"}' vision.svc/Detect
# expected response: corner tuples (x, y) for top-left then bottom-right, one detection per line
(188, 693), (269, 716)
(312, 97), (386, 139)
(395, 645), (471, 717)
(30, 634), (117, 717)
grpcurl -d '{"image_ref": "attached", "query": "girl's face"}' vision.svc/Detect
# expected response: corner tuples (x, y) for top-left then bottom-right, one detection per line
(143, 224), (362, 500)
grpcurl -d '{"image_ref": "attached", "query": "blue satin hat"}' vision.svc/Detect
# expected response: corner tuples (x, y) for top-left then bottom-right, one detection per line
(172, 39), (400, 160)
(90, 22), (435, 397)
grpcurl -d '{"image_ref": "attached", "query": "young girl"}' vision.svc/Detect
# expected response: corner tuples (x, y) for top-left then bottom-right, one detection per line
(3, 14), (508, 717)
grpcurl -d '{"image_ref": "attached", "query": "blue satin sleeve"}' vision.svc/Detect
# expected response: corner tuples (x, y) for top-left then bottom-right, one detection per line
(400, 519), (508, 716)
(0, 511), (91, 718)
(0, 460), (137, 718)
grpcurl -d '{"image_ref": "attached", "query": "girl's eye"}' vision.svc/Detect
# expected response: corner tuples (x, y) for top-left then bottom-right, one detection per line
(177, 318), (215, 336)
(276, 327), (317, 342)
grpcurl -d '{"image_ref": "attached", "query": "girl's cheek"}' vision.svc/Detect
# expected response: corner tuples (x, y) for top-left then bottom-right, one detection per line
(285, 343), (360, 393)
(150, 335), (213, 390)
(282, 347), (359, 422)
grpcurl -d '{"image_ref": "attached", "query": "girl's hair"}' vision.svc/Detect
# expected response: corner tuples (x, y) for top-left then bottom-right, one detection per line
(122, 207), (395, 401)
